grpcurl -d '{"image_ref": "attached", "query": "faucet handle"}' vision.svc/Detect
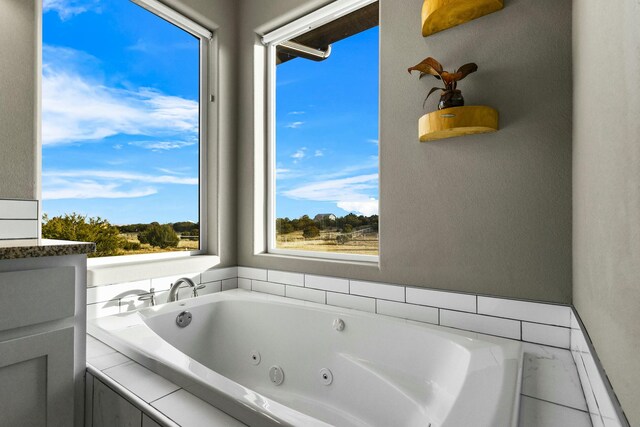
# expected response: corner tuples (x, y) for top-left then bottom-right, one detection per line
(193, 284), (206, 297)
(138, 288), (157, 306)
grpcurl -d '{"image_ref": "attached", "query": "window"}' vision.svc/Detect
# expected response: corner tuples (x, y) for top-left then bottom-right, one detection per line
(264, 0), (379, 261)
(41, 0), (211, 258)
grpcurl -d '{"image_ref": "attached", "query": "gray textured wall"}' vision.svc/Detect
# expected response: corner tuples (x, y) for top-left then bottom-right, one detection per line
(0, 0), (38, 200)
(573, 0), (640, 424)
(238, 0), (573, 303)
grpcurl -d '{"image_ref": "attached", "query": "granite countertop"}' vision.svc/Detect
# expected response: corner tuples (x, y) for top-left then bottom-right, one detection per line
(0, 239), (96, 260)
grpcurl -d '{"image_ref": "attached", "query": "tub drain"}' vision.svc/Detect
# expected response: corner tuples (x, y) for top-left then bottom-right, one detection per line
(250, 350), (261, 365)
(269, 365), (284, 386)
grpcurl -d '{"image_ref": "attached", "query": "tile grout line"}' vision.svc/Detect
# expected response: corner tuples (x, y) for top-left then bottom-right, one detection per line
(521, 394), (591, 414)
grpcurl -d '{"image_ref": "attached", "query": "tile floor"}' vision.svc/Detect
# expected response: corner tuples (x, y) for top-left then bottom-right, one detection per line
(87, 335), (593, 427)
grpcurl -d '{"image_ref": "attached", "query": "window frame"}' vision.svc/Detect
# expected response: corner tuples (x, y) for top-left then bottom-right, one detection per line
(263, 0), (380, 263)
(39, 0), (215, 267)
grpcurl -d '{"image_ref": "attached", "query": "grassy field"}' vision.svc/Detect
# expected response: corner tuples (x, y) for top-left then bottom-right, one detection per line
(117, 232), (199, 255)
(276, 230), (378, 256)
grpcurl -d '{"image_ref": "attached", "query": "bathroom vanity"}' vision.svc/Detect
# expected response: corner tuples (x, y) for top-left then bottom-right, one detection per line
(0, 239), (94, 427)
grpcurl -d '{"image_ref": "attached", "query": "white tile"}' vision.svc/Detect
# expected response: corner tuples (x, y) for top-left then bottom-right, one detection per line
(376, 300), (438, 324)
(154, 290), (171, 305)
(305, 274), (349, 293)
(518, 396), (591, 427)
(478, 297), (571, 327)
(237, 266), (267, 281)
(222, 278), (238, 291)
(0, 219), (38, 239)
(268, 270), (304, 287)
(573, 350), (600, 416)
(326, 292), (375, 313)
(251, 280), (285, 296)
(571, 310), (581, 330)
(582, 351), (619, 421)
(521, 343), (588, 412)
(350, 280), (404, 302)
(238, 278), (251, 290)
(522, 322), (571, 349)
(285, 285), (325, 304)
(87, 301), (120, 319)
(0, 199), (37, 219)
(87, 335), (117, 359)
(200, 266), (237, 283)
(406, 287), (476, 312)
(602, 416), (623, 427)
(87, 280), (151, 304)
(103, 361), (180, 403)
(590, 413), (605, 427)
(88, 351), (130, 371)
(197, 280), (222, 296)
(151, 272), (201, 292)
(440, 310), (521, 340)
(152, 389), (245, 427)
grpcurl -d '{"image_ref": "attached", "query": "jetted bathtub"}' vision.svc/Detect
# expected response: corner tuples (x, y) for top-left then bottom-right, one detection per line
(89, 289), (523, 427)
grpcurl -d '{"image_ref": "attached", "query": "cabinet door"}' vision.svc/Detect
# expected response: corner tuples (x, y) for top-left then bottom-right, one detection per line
(0, 327), (75, 427)
(93, 379), (142, 427)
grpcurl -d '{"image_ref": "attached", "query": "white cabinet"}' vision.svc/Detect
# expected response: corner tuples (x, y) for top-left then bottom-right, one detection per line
(0, 252), (89, 426)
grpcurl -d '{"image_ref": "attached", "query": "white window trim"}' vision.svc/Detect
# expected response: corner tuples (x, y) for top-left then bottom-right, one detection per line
(263, 0), (379, 264)
(71, 1), (217, 271)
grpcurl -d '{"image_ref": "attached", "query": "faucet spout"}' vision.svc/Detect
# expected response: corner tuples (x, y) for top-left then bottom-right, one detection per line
(167, 277), (196, 302)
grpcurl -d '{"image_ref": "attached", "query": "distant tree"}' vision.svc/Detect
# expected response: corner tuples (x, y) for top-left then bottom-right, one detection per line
(138, 223), (179, 248)
(302, 225), (320, 238)
(42, 213), (124, 257)
(172, 221), (198, 233)
(342, 224), (353, 233)
(336, 234), (351, 245)
(276, 218), (294, 234)
(117, 223), (149, 233)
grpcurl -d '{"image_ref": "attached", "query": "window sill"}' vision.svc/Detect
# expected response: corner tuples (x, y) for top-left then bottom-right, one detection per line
(87, 253), (221, 287)
(258, 250), (380, 268)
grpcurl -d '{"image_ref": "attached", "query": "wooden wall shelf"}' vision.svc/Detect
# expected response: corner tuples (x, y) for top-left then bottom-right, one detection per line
(422, 0), (503, 37)
(419, 106), (498, 142)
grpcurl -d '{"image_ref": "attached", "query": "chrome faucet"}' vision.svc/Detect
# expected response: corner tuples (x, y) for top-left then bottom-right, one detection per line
(167, 277), (200, 302)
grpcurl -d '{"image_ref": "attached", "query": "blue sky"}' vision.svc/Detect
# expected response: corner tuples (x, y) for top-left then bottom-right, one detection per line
(42, 0), (199, 225)
(42, 0), (378, 224)
(275, 27), (379, 219)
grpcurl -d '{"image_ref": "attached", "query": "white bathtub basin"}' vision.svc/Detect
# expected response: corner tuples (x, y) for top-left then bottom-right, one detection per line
(89, 289), (522, 426)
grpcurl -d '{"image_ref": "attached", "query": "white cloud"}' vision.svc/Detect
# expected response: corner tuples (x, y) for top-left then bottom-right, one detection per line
(113, 144), (123, 150)
(42, 169), (197, 200)
(314, 150), (324, 157)
(291, 148), (307, 161)
(288, 111), (305, 115)
(42, 46), (198, 146)
(367, 138), (379, 144)
(337, 199), (379, 217)
(129, 140), (196, 151)
(43, 180), (157, 200)
(283, 174), (379, 216)
(285, 121), (304, 129)
(44, 170), (198, 185)
(43, 0), (99, 20)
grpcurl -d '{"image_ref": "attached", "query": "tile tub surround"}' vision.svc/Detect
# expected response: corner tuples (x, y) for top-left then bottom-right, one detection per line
(86, 336), (245, 427)
(570, 311), (630, 427)
(87, 267), (238, 318)
(86, 264), (628, 425)
(87, 332), (590, 427)
(238, 267), (573, 348)
(0, 199), (38, 240)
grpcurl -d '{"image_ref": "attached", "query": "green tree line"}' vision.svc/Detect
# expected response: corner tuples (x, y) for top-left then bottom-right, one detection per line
(276, 213), (379, 239)
(42, 213), (198, 257)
